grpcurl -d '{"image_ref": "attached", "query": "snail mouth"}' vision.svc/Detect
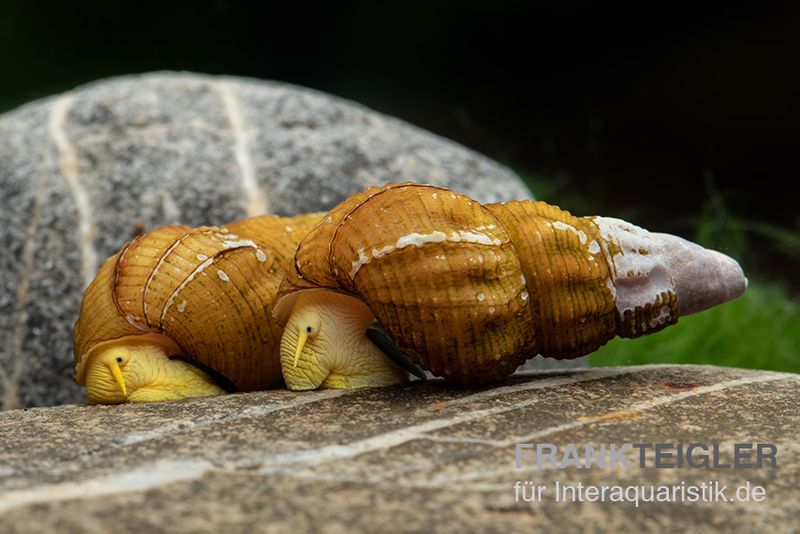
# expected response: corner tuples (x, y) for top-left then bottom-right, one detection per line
(167, 355), (237, 393)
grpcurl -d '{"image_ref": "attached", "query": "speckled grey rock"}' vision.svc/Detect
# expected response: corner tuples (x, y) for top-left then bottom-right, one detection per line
(0, 365), (797, 532)
(0, 71), (544, 409)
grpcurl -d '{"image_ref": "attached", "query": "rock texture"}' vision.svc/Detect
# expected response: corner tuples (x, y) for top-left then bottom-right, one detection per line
(0, 72), (536, 409)
(0, 365), (797, 532)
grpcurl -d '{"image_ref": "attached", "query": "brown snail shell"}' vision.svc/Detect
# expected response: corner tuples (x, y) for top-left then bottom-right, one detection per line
(274, 183), (747, 384)
(73, 213), (322, 392)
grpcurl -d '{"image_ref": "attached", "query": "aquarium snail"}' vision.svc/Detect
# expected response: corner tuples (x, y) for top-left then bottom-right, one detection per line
(72, 213), (322, 403)
(273, 182), (748, 390)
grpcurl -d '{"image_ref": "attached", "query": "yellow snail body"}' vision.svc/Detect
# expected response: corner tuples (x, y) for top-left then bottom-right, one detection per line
(274, 183), (748, 390)
(73, 213), (322, 403)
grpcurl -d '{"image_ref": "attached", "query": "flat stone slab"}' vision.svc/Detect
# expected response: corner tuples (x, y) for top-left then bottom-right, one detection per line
(0, 364), (797, 532)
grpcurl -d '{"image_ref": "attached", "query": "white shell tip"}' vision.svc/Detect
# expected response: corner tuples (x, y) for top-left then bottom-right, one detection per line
(653, 233), (747, 316)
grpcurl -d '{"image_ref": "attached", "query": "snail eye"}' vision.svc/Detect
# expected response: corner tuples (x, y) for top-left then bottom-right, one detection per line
(306, 326), (313, 334)
(116, 357), (123, 363)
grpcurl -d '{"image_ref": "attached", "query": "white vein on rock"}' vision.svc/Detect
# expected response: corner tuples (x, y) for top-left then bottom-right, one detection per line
(216, 81), (269, 217)
(432, 372), (794, 448)
(285, 370), (797, 487)
(442, 367), (634, 407)
(115, 389), (352, 446)
(0, 368), (793, 511)
(50, 94), (98, 288)
(0, 460), (214, 514)
(254, 369), (643, 475)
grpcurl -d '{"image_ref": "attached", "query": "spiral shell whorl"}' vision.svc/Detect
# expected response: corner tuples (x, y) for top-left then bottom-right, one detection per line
(275, 183), (746, 385)
(278, 184), (624, 383)
(487, 202), (622, 360)
(74, 213), (322, 391)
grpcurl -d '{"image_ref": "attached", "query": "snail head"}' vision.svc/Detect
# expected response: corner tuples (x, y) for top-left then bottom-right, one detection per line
(84, 340), (225, 404)
(278, 290), (408, 390)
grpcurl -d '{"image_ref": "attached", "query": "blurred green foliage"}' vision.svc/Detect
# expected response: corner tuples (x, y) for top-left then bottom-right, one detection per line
(590, 282), (800, 373)
(522, 172), (799, 373)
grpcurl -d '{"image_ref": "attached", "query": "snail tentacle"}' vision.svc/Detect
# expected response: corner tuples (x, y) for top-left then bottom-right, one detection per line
(279, 290), (408, 390)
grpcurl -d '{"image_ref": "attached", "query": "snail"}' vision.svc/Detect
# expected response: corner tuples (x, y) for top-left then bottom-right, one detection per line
(72, 213), (322, 403)
(273, 183), (748, 390)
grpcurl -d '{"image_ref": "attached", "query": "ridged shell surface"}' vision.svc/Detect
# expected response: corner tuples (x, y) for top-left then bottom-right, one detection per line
(1, 72), (532, 408)
(277, 183), (682, 384)
(74, 213), (322, 391)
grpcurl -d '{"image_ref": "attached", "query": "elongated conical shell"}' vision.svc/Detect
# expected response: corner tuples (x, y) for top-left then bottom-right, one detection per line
(73, 213), (322, 390)
(275, 183), (747, 384)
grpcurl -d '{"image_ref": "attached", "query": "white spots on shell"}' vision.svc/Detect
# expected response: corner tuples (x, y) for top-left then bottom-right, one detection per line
(217, 270), (230, 282)
(285, 226), (294, 233)
(431, 192), (438, 200)
(488, 307), (496, 315)
(196, 254), (209, 262)
(449, 230), (502, 246)
(349, 248), (371, 279)
(587, 240), (601, 254)
(520, 274), (527, 285)
(520, 291), (529, 302)
(124, 313), (142, 329)
(477, 293), (486, 302)
(221, 238), (258, 250)
(347, 229), (501, 279)
(435, 254), (447, 260)
(177, 300), (187, 313)
(325, 216), (333, 224)
(396, 231), (448, 248)
(372, 244), (394, 257)
(650, 304), (673, 329)
(160, 257), (215, 323)
(255, 249), (267, 263)
(552, 220), (588, 244)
